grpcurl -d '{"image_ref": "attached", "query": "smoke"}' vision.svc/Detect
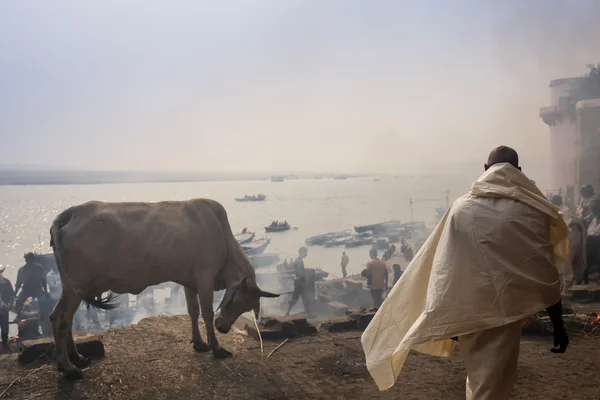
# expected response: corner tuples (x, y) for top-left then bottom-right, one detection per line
(1, 1), (598, 177)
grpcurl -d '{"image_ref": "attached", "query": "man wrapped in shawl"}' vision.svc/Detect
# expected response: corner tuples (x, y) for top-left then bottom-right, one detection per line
(362, 146), (569, 400)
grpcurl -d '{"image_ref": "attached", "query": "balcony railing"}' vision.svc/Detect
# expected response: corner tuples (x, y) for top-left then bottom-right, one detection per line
(539, 105), (571, 126)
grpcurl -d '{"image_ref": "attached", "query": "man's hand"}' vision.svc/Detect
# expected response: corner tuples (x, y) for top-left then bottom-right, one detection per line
(550, 325), (569, 354)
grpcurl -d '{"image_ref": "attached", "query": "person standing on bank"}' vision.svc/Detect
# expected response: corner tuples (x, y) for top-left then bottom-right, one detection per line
(14, 253), (48, 321)
(362, 146), (569, 399)
(341, 252), (350, 278)
(285, 247), (314, 317)
(366, 248), (388, 308)
(0, 267), (15, 350)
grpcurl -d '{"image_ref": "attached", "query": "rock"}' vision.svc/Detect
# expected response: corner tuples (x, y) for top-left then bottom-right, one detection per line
(327, 281), (345, 291)
(18, 335), (104, 365)
(339, 289), (374, 308)
(319, 317), (358, 332)
(245, 316), (317, 341)
(344, 279), (364, 291)
(319, 308), (378, 333)
(343, 308), (377, 329)
(356, 311), (376, 330)
(325, 301), (349, 317)
(567, 284), (600, 303)
(246, 325), (295, 341)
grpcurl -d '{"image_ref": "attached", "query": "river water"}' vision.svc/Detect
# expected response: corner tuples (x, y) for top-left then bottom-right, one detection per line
(0, 175), (474, 283)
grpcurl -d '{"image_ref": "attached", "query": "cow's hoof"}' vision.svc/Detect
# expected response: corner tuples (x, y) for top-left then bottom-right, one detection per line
(61, 366), (84, 380)
(71, 356), (91, 368)
(212, 347), (232, 359)
(193, 342), (210, 352)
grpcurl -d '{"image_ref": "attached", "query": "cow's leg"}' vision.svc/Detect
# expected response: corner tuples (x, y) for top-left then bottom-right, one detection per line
(51, 289), (84, 380)
(197, 287), (231, 358)
(184, 288), (209, 352)
(66, 302), (91, 368)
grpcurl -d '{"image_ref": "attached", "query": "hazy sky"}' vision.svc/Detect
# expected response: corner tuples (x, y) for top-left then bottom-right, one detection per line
(1, 0), (599, 175)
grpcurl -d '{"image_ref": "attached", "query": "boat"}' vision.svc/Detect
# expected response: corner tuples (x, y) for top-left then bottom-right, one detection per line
(354, 220), (402, 234)
(235, 194), (266, 202)
(344, 231), (374, 248)
(305, 232), (335, 246)
(271, 176), (285, 182)
(265, 221), (291, 232)
(323, 234), (355, 247)
(234, 230), (255, 244)
(241, 238), (271, 255)
(305, 229), (352, 246)
(334, 175), (348, 180)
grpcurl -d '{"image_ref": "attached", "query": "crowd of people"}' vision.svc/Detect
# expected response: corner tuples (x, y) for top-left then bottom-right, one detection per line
(0, 253), (191, 351)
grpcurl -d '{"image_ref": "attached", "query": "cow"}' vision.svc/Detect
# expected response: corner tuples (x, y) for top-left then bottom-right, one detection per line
(49, 198), (279, 379)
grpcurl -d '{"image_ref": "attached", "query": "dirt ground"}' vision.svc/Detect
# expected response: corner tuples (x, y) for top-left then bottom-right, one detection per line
(1, 315), (599, 400)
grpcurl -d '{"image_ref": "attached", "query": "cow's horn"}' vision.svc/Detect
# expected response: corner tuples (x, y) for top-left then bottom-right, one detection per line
(259, 290), (280, 298)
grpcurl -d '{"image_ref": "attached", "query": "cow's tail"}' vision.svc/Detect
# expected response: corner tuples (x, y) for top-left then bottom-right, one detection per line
(50, 207), (119, 311)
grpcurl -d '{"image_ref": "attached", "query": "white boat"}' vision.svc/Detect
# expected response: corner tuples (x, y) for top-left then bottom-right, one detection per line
(234, 231), (255, 244)
(241, 238), (271, 255)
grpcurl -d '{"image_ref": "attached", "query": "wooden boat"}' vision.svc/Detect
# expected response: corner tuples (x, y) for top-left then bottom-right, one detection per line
(344, 231), (374, 248)
(305, 229), (352, 246)
(354, 220), (402, 234)
(265, 223), (291, 232)
(234, 231), (255, 244)
(235, 194), (266, 202)
(241, 238), (271, 255)
(323, 235), (354, 247)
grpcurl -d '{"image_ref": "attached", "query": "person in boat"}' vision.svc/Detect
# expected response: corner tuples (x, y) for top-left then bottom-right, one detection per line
(0, 267), (15, 351)
(14, 253), (49, 322)
(362, 146), (569, 398)
(341, 252), (349, 278)
(366, 248), (388, 308)
(285, 247), (314, 318)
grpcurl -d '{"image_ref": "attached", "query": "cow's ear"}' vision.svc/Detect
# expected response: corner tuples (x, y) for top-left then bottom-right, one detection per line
(259, 290), (279, 298)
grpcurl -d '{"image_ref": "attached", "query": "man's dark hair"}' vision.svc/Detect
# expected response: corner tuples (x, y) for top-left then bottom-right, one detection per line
(24, 252), (35, 263)
(369, 248), (378, 259)
(551, 195), (563, 207)
(581, 184), (595, 198)
(485, 145), (520, 171)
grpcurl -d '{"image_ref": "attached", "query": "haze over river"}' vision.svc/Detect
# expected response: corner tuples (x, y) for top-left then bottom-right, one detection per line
(1, 173), (485, 282)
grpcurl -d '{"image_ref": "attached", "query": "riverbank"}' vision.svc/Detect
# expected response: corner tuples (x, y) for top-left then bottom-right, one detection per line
(1, 314), (598, 399)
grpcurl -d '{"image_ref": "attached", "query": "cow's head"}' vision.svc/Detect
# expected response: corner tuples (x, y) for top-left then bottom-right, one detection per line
(215, 277), (279, 334)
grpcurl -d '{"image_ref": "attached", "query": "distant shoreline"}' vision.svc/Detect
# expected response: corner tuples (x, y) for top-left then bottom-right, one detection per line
(0, 170), (368, 186)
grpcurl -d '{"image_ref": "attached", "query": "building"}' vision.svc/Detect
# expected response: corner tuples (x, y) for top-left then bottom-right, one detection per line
(540, 77), (600, 206)
(577, 99), (600, 195)
(539, 77), (583, 197)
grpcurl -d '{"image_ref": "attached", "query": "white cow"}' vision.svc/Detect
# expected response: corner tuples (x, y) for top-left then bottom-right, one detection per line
(49, 198), (278, 379)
